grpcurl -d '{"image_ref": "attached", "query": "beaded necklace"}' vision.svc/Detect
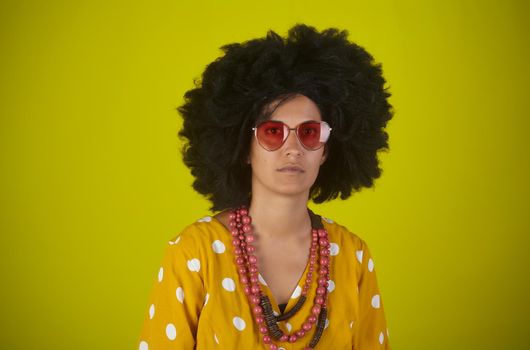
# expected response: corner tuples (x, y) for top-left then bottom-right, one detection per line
(229, 206), (331, 349)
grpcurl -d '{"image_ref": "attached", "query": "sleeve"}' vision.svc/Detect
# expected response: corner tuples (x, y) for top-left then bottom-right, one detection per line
(353, 239), (391, 350)
(137, 232), (206, 350)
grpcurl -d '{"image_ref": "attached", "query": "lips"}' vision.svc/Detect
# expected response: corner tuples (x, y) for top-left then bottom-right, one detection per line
(277, 165), (305, 173)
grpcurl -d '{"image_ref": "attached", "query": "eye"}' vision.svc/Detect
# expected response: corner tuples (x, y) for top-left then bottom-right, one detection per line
(301, 126), (318, 135)
(265, 127), (282, 135)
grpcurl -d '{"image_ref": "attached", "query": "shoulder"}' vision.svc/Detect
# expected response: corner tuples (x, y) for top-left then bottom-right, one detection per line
(320, 214), (364, 248)
(166, 214), (229, 252)
(319, 214), (375, 263)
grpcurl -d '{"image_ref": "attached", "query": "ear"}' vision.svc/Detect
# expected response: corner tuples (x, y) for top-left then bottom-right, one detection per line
(320, 146), (328, 165)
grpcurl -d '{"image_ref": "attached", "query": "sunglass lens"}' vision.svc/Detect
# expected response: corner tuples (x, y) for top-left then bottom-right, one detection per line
(256, 121), (285, 150)
(298, 122), (322, 150)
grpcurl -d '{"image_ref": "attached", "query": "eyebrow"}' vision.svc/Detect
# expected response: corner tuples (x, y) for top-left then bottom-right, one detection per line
(268, 119), (322, 124)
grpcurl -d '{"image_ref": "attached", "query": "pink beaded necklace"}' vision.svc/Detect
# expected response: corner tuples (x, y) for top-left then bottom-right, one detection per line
(229, 206), (331, 349)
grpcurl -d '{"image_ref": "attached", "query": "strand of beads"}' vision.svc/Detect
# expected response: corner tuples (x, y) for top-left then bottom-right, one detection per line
(229, 206), (331, 350)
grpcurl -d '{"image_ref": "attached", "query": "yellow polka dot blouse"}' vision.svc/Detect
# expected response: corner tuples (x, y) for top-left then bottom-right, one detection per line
(138, 215), (391, 349)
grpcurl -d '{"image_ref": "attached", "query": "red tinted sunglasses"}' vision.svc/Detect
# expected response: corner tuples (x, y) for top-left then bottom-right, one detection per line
(252, 120), (332, 151)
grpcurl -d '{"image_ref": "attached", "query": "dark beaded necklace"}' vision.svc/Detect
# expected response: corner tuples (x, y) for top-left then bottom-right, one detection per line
(229, 206), (331, 350)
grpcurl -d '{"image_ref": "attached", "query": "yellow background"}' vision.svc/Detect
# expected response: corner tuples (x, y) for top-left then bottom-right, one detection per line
(1, 1), (529, 349)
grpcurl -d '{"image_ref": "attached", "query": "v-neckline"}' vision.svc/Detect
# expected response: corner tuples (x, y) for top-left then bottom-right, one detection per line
(211, 212), (316, 315)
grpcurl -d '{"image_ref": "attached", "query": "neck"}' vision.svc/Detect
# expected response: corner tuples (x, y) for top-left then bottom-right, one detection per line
(248, 193), (312, 240)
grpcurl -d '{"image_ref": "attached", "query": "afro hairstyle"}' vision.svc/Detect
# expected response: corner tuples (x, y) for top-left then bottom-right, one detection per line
(177, 24), (394, 212)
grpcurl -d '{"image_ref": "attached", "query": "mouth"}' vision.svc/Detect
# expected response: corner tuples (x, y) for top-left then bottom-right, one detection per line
(277, 166), (305, 173)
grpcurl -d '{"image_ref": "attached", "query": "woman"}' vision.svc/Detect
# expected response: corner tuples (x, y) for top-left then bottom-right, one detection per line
(138, 24), (393, 349)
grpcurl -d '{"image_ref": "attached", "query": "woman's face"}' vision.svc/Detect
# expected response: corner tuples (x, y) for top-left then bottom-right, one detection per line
(248, 94), (328, 200)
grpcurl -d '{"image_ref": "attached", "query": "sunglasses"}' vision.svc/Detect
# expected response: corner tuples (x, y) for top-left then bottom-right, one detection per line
(252, 120), (332, 151)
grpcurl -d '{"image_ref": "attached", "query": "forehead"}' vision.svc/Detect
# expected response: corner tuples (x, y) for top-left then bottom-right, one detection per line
(266, 94), (322, 125)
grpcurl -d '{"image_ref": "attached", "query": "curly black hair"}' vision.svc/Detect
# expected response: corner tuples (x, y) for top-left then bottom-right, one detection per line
(177, 24), (394, 212)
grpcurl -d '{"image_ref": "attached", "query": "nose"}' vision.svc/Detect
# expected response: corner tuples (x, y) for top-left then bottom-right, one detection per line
(283, 128), (304, 156)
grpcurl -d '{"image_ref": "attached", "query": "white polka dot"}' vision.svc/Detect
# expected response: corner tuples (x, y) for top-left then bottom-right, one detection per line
(197, 216), (212, 222)
(325, 318), (329, 329)
(233, 316), (246, 331)
(176, 287), (184, 303)
(212, 240), (226, 254)
(149, 304), (155, 319)
(204, 293), (210, 306)
(356, 250), (364, 264)
(166, 323), (177, 340)
(290, 286), (302, 299)
(168, 237), (181, 245)
(158, 267), (164, 282)
(371, 294), (380, 309)
(379, 331), (385, 344)
(214, 333), (219, 344)
(368, 258), (374, 272)
(329, 243), (340, 256)
(222, 278), (236, 292)
(322, 216), (334, 223)
(273, 310), (279, 316)
(258, 273), (268, 286)
(285, 322), (292, 332)
(139, 340), (148, 350)
(349, 320), (354, 329)
(327, 280), (335, 293)
(187, 258), (201, 272)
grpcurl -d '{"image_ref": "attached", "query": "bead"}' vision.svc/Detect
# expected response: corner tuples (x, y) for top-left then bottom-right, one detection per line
(242, 215), (251, 224)
(253, 305), (263, 314)
(232, 239), (241, 246)
(229, 212), (236, 220)
(288, 334), (298, 343)
(242, 224), (252, 233)
(247, 245), (256, 253)
(255, 315), (264, 324)
(229, 221), (237, 228)
(316, 287), (326, 296)
(251, 285), (261, 294)
(248, 255), (257, 264)
(318, 229), (326, 237)
(315, 296), (324, 305)
(263, 335), (271, 344)
(311, 305), (321, 315)
(249, 265), (258, 273)
(303, 322), (312, 331)
(280, 334), (289, 342)
(251, 295), (260, 304)
(245, 235), (255, 243)
(319, 238), (329, 247)
(240, 276), (249, 284)
(259, 326), (268, 334)
(250, 275), (259, 283)
(231, 228), (239, 236)
(236, 257), (245, 265)
(238, 266), (246, 274)
(296, 330), (305, 338)
(308, 315), (317, 324)
(269, 344), (278, 350)
(244, 286), (251, 295)
(239, 208), (248, 216)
